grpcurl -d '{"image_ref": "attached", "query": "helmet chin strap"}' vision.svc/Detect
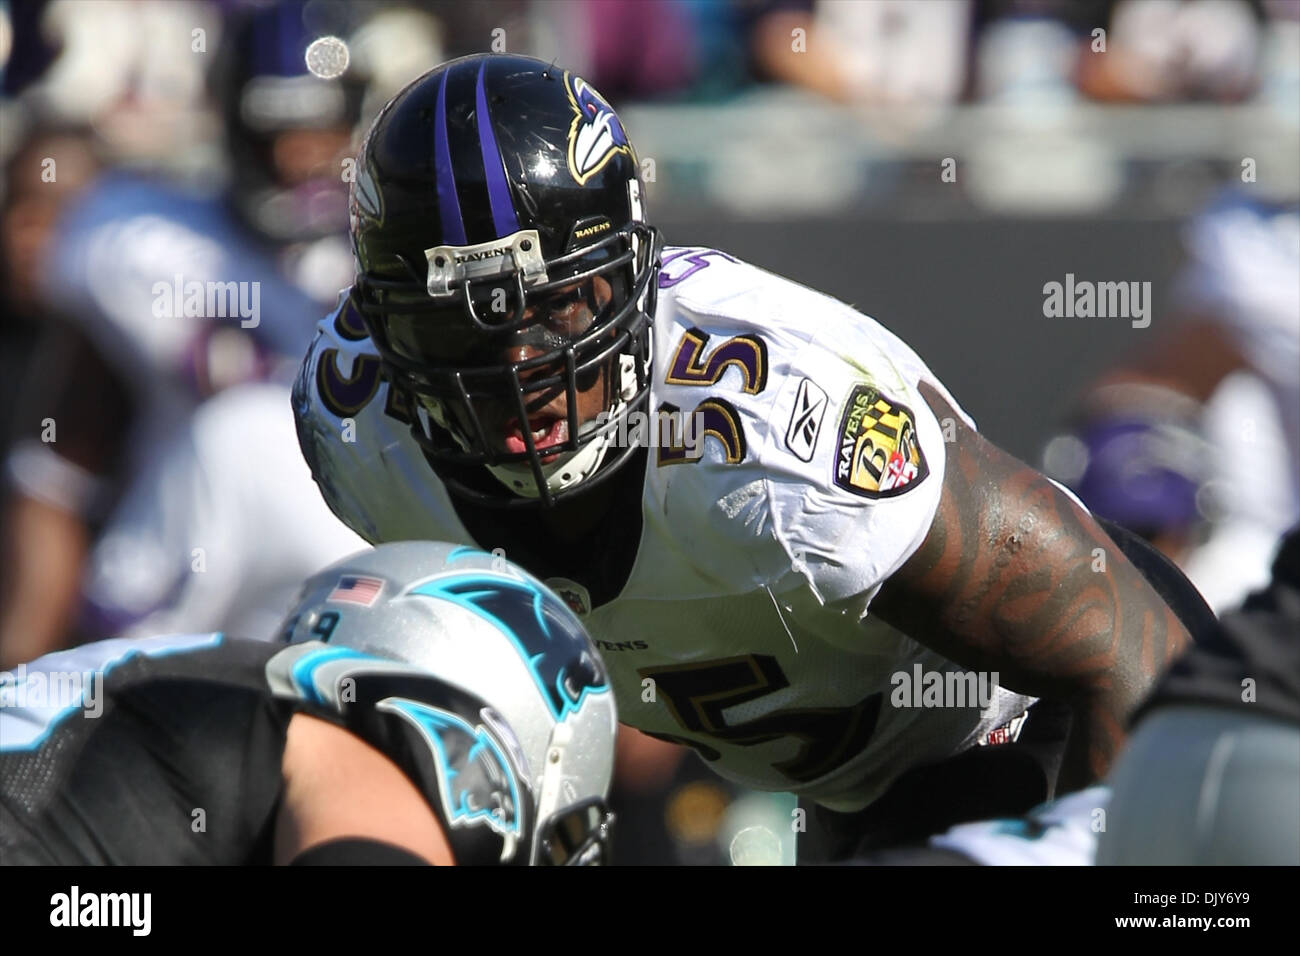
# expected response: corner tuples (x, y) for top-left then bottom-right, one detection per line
(485, 351), (640, 499)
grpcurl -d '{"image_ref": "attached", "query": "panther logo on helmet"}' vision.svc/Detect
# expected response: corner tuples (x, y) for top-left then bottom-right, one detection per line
(407, 571), (608, 722)
(379, 698), (524, 841)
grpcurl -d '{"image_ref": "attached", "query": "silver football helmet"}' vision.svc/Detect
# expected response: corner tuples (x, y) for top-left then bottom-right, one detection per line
(274, 540), (617, 865)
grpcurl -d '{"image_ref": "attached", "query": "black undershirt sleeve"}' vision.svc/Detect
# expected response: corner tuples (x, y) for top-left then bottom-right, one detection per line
(289, 837), (432, 866)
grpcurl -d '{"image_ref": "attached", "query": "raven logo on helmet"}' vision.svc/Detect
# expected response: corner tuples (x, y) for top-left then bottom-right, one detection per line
(566, 73), (632, 186)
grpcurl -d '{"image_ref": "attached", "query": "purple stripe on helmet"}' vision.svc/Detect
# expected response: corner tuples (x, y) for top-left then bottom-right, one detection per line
(475, 62), (520, 238)
(435, 69), (466, 246)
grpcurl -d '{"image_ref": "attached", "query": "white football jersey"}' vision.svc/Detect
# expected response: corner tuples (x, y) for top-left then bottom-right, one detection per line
(1175, 196), (1300, 494)
(293, 247), (1034, 810)
(83, 384), (367, 642)
(1171, 196), (1300, 612)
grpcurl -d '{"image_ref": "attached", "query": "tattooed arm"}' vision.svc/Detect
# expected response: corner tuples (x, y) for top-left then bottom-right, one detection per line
(871, 383), (1191, 790)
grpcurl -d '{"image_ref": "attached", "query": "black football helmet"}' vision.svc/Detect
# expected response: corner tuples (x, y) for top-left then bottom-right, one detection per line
(350, 54), (663, 508)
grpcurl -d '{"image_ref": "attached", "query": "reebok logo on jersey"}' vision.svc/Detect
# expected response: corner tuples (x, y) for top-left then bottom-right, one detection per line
(833, 385), (929, 499)
(785, 378), (828, 462)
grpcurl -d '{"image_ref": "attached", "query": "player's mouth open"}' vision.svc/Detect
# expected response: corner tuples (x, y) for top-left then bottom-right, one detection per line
(504, 415), (568, 459)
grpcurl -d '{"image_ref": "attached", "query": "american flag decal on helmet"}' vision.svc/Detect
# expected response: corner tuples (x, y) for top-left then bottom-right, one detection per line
(327, 575), (384, 607)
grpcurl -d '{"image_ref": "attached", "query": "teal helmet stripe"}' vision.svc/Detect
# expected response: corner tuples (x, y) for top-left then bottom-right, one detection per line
(288, 645), (382, 706)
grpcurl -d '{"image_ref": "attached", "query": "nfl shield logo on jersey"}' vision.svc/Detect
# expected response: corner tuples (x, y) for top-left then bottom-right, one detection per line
(546, 578), (593, 618)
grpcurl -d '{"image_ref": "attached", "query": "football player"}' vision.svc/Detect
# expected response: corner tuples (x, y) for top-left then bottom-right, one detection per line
(1046, 189), (1299, 613)
(0, 542), (617, 865)
(0, 3), (362, 668)
(79, 382), (366, 642)
(845, 785), (1110, 866)
(858, 525), (1300, 866)
(292, 54), (1196, 862)
(1098, 523), (1300, 865)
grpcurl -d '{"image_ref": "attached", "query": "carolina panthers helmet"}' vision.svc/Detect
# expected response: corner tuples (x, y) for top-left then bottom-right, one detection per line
(275, 541), (618, 865)
(348, 54), (663, 507)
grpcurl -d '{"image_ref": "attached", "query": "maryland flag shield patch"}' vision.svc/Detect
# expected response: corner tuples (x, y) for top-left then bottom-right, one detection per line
(833, 385), (929, 498)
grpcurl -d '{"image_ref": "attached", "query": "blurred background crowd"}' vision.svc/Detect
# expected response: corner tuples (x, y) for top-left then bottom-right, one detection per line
(0, 0), (1296, 866)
